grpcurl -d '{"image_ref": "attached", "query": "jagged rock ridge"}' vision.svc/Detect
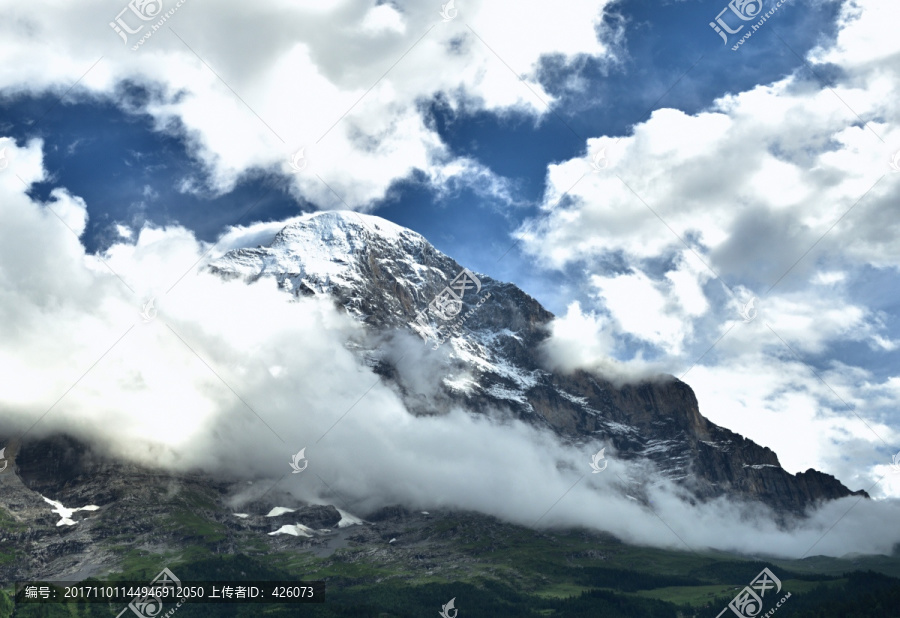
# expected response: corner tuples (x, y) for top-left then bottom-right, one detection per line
(0, 210), (870, 583)
(210, 210), (869, 514)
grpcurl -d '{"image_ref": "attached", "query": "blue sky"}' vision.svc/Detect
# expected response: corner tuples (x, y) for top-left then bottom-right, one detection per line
(1, 0), (900, 512)
(2, 0), (842, 290)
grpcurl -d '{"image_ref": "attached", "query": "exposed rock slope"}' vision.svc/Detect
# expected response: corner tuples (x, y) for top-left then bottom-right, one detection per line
(211, 210), (868, 514)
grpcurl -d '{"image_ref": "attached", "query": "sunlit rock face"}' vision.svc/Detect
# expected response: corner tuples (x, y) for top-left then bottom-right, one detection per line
(212, 210), (868, 514)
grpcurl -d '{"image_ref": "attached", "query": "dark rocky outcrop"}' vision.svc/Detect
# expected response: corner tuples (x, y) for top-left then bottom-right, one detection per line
(0, 212), (871, 584)
(211, 211), (868, 515)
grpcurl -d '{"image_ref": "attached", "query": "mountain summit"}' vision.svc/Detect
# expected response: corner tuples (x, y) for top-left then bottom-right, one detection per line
(212, 210), (869, 514)
(0, 210), (872, 585)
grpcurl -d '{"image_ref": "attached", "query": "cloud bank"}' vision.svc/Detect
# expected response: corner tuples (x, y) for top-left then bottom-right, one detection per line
(523, 0), (900, 496)
(0, 0), (617, 209)
(1, 137), (899, 560)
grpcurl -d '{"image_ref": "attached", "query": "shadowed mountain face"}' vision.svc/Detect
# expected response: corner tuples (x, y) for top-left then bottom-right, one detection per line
(211, 210), (868, 514)
(0, 210), (872, 585)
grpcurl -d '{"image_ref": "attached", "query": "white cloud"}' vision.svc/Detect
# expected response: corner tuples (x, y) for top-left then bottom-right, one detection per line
(586, 251), (711, 356)
(591, 271), (686, 354)
(813, 270), (847, 285)
(686, 354), (899, 485)
(2, 0), (900, 559)
(359, 4), (406, 35)
(0, 0), (616, 209)
(539, 301), (671, 385)
(518, 0), (900, 499)
(809, 0), (900, 70)
(116, 223), (134, 239)
(872, 334), (899, 352)
(1, 139), (900, 559)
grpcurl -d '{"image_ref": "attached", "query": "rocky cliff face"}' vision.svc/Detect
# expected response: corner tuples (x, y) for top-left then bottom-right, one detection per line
(0, 432), (515, 584)
(0, 210), (871, 583)
(210, 210), (869, 514)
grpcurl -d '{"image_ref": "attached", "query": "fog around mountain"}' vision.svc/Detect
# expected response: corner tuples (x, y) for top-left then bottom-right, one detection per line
(1, 148), (897, 559)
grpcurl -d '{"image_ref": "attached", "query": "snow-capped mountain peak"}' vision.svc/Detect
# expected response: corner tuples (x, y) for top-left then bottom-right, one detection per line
(210, 210), (868, 514)
(214, 210), (429, 292)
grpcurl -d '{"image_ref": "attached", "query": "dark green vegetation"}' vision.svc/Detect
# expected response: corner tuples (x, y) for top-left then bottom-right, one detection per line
(2, 505), (900, 616)
(4, 554), (900, 617)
